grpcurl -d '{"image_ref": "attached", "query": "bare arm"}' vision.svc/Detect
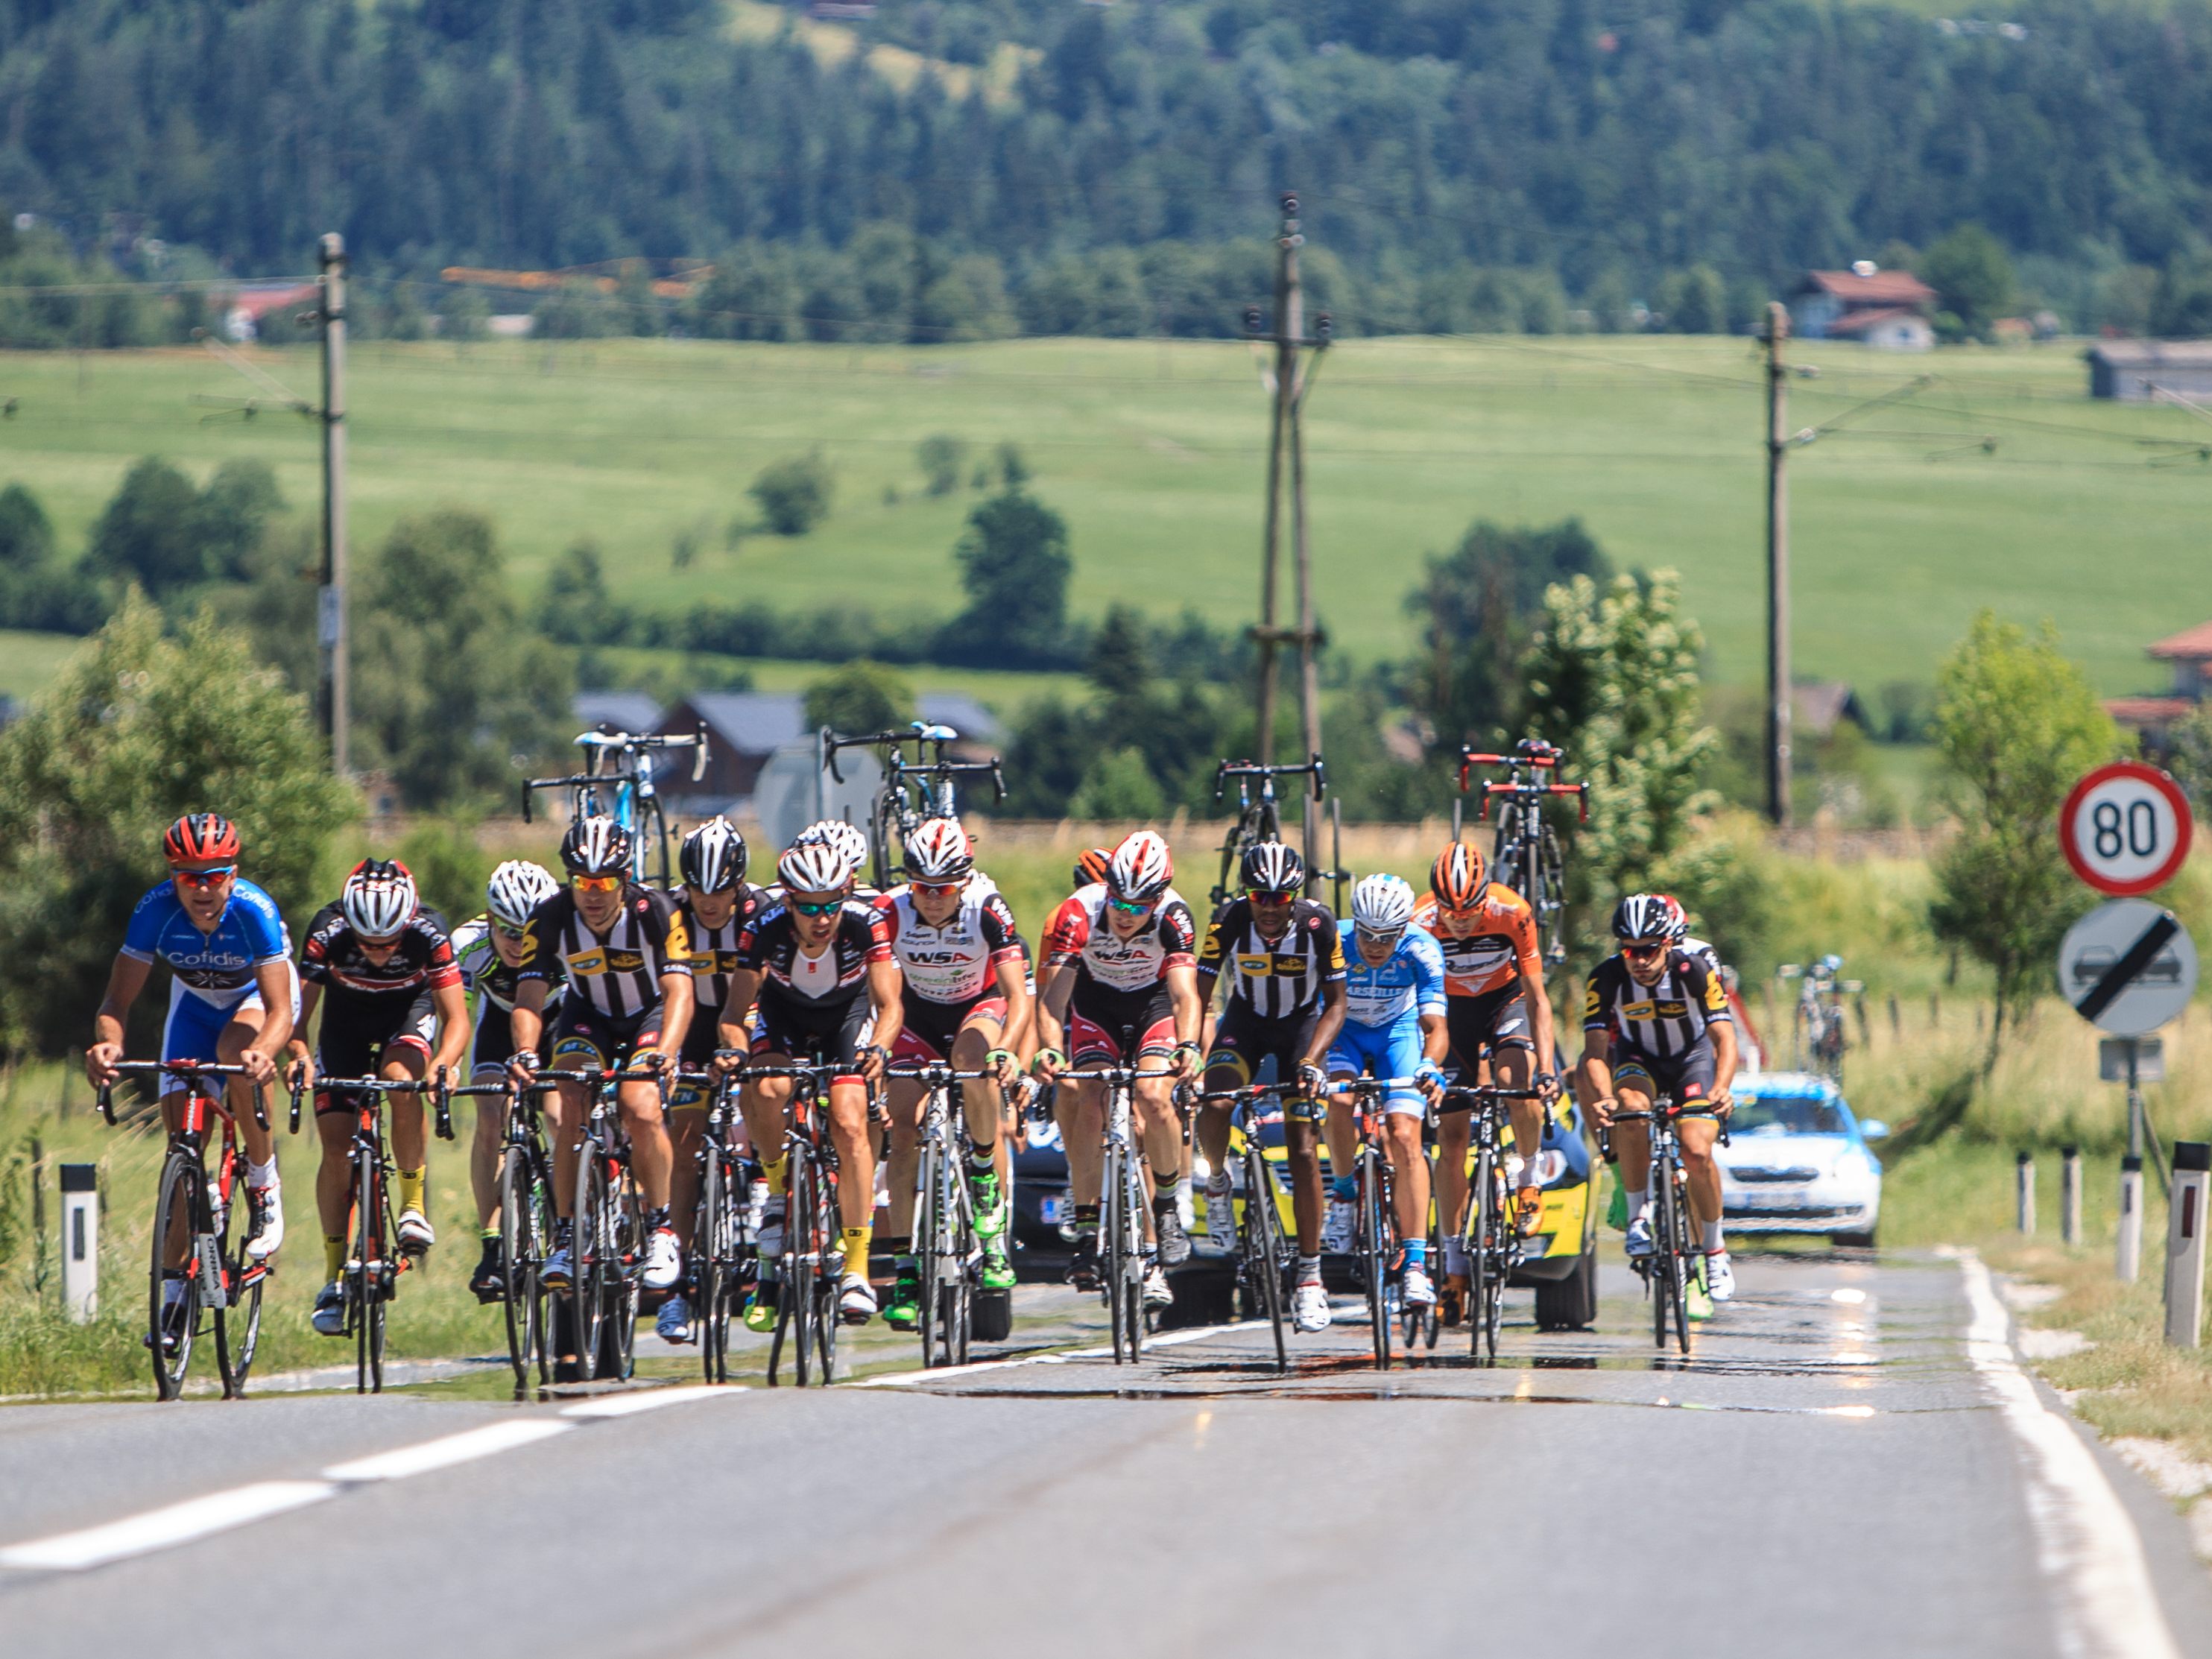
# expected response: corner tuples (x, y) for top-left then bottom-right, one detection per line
(1524, 973), (1558, 1081)
(1710, 1017), (1739, 1111)
(1032, 962), (1075, 1078)
(286, 979), (323, 1090)
(508, 977), (548, 1082)
(87, 954), (154, 1084)
(992, 956), (1034, 1064)
(429, 979), (471, 1077)
(862, 957), (903, 1082)
(652, 970), (693, 1067)
(1303, 980), (1347, 1069)
(1582, 1028), (1617, 1124)
(716, 968), (761, 1071)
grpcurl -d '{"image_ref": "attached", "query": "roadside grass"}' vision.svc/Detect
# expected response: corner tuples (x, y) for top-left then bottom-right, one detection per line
(0, 335), (2207, 698)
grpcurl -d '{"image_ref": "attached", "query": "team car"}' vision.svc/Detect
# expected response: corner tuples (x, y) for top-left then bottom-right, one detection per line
(1716, 1071), (1887, 1248)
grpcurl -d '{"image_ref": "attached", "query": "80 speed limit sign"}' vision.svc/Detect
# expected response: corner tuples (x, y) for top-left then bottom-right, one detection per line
(2058, 761), (2193, 897)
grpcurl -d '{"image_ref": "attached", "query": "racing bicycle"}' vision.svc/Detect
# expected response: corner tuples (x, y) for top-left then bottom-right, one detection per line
(824, 721), (1005, 891)
(1612, 1095), (1716, 1356)
(885, 1061), (1001, 1368)
(1459, 741), (1590, 966)
(1778, 956), (1859, 1081)
(458, 1077), (555, 1393)
(1339, 1075), (1430, 1371)
(683, 1069), (757, 1386)
(522, 724), (710, 888)
(289, 1070), (455, 1394)
(742, 1059), (846, 1387)
(1207, 756), (1346, 917)
(541, 1064), (665, 1383)
(1197, 1081), (1295, 1374)
(1440, 1084), (1546, 1365)
(1058, 1064), (1178, 1364)
(98, 1060), (269, 1401)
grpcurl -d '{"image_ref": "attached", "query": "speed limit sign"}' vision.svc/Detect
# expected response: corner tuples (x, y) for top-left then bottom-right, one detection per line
(2059, 762), (2193, 897)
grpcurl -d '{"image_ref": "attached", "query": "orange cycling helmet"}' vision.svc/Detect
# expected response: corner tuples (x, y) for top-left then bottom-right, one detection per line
(1430, 841), (1487, 910)
(165, 812), (239, 866)
(1072, 846), (1112, 888)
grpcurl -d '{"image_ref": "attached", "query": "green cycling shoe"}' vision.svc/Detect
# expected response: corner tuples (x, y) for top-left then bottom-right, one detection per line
(883, 1263), (921, 1331)
(980, 1230), (1015, 1292)
(742, 1277), (780, 1333)
(970, 1169), (1009, 1239)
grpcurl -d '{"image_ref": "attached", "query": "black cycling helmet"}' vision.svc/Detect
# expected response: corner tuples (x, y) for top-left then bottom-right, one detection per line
(680, 817), (748, 892)
(1611, 893), (1674, 945)
(1240, 840), (1304, 894)
(560, 814), (633, 878)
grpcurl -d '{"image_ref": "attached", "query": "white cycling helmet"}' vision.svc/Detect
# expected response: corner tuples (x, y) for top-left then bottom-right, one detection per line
(486, 859), (559, 930)
(800, 819), (871, 879)
(1105, 829), (1174, 904)
(1350, 873), (1416, 935)
(777, 840), (852, 898)
(904, 818), (973, 882)
(342, 858), (417, 940)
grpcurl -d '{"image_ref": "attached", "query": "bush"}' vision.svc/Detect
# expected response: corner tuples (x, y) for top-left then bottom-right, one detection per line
(803, 660), (914, 736)
(0, 594), (354, 1057)
(749, 450), (835, 536)
(0, 481), (103, 633)
(918, 434), (969, 497)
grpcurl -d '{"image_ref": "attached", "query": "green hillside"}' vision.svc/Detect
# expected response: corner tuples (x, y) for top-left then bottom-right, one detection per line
(0, 335), (2203, 701)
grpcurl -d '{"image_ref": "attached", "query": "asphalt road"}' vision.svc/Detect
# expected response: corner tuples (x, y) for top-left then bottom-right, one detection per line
(3, 1251), (2208, 1659)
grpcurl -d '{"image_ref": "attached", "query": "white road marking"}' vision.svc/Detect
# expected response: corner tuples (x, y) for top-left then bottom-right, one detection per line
(856, 1321), (1271, 1388)
(561, 1384), (748, 1418)
(0, 1481), (338, 1572)
(1959, 1251), (2182, 1659)
(322, 1419), (573, 1482)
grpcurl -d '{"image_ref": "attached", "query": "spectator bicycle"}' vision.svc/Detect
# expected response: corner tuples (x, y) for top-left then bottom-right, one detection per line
(742, 1059), (846, 1387)
(1206, 755), (1346, 917)
(1778, 955), (1860, 1081)
(1459, 740), (1590, 965)
(288, 1070), (455, 1394)
(683, 1067), (758, 1386)
(98, 1060), (270, 1402)
(522, 724), (710, 888)
(1060, 1063), (1177, 1364)
(1196, 1081), (1294, 1374)
(823, 720), (1005, 890)
(1440, 1083), (1545, 1365)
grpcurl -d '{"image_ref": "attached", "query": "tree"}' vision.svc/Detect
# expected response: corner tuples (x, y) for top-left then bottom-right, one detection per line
(83, 458), (200, 595)
(350, 510), (575, 809)
(0, 593), (353, 1056)
(1928, 613), (2117, 1069)
(1069, 746), (1166, 820)
(537, 540), (631, 645)
(803, 660), (914, 736)
(917, 434), (969, 497)
(0, 480), (102, 633)
(1523, 571), (1719, 927)
(1922, 224), (2015, 342)
(749, 450), (835, 536)
(940, 487), (1070, 666)
(1662, 265), (1727, 335)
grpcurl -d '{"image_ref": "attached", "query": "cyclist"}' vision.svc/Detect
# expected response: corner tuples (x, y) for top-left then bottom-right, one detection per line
(1414, 841), (1561, 1316)
(1034, 829), (1204, 1309)
(457, 860), (566, 1303)
(659, 817), (766, 1344)
(720, 838), (904, 1326)
(799, 819), (878, 898)
(1582, 893), (1741, 1304)
(875, 819), (1031, 1329)
(1194, 840), (1347, 1333)
(1322, 873), (1449, 1308)
(87, 814), (297, 1349)
(508, 815), (692, 1307)
(286, 860), (470, 1336)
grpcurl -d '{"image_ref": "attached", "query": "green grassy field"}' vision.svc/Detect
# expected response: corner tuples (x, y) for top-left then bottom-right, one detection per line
(0, 335), (2203, 699)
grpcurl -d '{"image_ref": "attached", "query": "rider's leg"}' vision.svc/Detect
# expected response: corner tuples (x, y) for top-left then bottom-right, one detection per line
(1055, 1078), (1105, 1207)
(1612, 1079), (1656, 1227)
(618, 1077), (673, 1210)
(666, 1099), (704, 1249)
(382, 1041), (431, 1229)
(215, 1011), (278, 1169)
(1678, 1114), (1724, 1238)
(1382, 1103), (1431, 1254)
(313, 1101), (354, 1280)
(739, 1073), (791, 1192)
(951, 1020), (1005, 1165)
(883, 1078), (924, 1240)
(1435, 1110), (1471, 1257)
(470, 1065), (508, 1231)
(1284, 1116), (1324, 1257)
(545, 1078), (588, 1214)
(825, 1075), (876, 1280)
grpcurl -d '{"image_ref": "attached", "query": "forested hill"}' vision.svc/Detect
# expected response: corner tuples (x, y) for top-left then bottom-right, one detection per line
(4, 0), (2212, 315)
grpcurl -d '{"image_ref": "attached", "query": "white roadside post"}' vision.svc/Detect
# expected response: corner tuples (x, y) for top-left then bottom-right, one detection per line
(2016, 1151), (2035, 1235)
(59, 1163), (98, 1322)
(2061, 1144), (2082, 1245)
(2165, 1142), (2210, 1348)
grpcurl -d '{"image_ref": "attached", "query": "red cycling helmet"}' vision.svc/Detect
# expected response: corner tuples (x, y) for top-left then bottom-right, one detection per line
(164, 813), (240, 866)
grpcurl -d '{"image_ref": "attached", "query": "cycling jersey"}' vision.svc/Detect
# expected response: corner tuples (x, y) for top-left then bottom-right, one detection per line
(681, 885), (769, 1020)
(876, 878), (1024, 1005)
(1680, 935), (1726, 982)
(1411, 885), (1541, 998)
(1337, 920), (1447, 1031)
(1582, 949), (1731, 1060)
(517, 885), (690, 1020)
(299, 903), (462, 1000)
(1042, 884), (1197, 993)
(1196, 897), (1345, 1020)
(739, 900), (893, 1008)
(452, 913), (566, 1013)
(121, 877), (291, 1001)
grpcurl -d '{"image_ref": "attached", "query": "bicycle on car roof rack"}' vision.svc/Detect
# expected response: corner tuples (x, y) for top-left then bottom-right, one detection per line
(522, 724), (710, 888)
(1457, 739), (1590, 967)
(1207, 754), (1347, 919)
(823, 721), (1005, 891)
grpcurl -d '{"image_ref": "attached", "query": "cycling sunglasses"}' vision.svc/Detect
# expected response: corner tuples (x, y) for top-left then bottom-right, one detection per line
(169, 864), (237, 890)
(1354, 925), (1405, 946)
(1621, 938), (1672, 958)
(1105, 896), (1156, 916)
(569, 873), (622, 894)
(1247, 887), (1299, 903)
(909, 879), (963, 898)
(495, 924), (528, 943)
(790, 897), (844, 917)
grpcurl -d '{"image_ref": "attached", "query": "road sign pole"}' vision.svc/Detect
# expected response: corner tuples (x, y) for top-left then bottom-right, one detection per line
(2164, 1142), (2208, 1347)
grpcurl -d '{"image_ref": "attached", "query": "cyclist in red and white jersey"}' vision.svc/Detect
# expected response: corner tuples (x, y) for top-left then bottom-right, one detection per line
(874, 819), (1032, 1327)
(1033, 829), (1204, 1306)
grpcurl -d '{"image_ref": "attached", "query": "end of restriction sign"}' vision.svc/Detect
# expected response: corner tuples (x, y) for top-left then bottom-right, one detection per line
(2059, 761), (2193, 897)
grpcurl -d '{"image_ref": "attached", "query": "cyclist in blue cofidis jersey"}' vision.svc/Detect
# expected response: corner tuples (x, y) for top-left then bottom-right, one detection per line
(1321, 873), (1449, 1308)
(86, 815), (300, 1348)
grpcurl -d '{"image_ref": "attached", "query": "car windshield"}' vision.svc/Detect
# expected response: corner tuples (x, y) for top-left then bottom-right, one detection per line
(1731, 1095), (1848, 1137)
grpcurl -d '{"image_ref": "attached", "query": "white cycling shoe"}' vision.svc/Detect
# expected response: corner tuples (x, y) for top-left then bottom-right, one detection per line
(1704, 1249), (1735, 1303)
(756, 1200), (786, 1261)
(244, 1184), (285, 1262)
(1142, 1263), (1174, 1309)
(642, 1227), (683, 1291)
(838, 1272), (877, 1324)
(396, 1208), (434, 1257)
(657, 1293), (693, 1344)
(1624, 1214), (1656, 1258)
(1400, 1263), (1438, 1308)
(1293, 1280), (1333, 1333)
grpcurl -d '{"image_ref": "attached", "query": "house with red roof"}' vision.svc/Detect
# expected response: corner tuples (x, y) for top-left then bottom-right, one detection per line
(1791, 267), (1937, 352)
(2106, 620), (2212, 745)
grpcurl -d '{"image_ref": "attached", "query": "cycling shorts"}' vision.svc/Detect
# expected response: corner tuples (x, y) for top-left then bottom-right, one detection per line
(159, 962), (300, 1097)
(1327, 1017), (1429, 1116)
(891, 987), (1010, 1066)
(1612, 1040), (1718, 1117)
(547, 1000), (665, 1075)
(666, 1017), (738, 1111)
(1066, 979), (1178, 1066)
(753, 985), (873, 1079)
(1444, 985), (1535, 1072)
(469, 990), (560, 1077)
(315, 987), (437, 1116)
(1206, 1001), (1322, 1120)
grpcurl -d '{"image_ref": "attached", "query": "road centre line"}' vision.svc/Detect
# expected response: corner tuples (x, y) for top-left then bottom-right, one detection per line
(1958, 1251), (2182, 1659)
(0, 1387), (747, 1575)
(856, 1321), (1269, 1388)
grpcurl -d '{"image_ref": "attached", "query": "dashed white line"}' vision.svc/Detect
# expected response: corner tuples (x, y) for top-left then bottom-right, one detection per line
(856, 1320), (1271, 1387)
(561, 1384), (747, 1418)
(0, 1481), (338, 1573)
(321, 1419), (574, 1482)
(1959, 1251), (2182, 1659)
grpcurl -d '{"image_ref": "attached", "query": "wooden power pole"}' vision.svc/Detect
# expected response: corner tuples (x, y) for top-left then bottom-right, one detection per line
(1763, 300), (1792, 828)
(319, 232), (350, 778)
(1247, 195), (1332, 868)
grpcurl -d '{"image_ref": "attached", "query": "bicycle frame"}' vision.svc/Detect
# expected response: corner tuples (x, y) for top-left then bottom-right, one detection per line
(455, 1078), (554, 1394)
(1459, 740), (1588, 966)
(887, 1061), (996, 1368)
(677, 1068), (757, 1385)
(1339, 1075), (1420, 1370)
(1439, 1084), (1544, 1364)
(1611, 1098), (1717, 1356)
(742, 1060), (845, 1387)
(522, 724), (709, 888)
(535, 1064), (663, 1383)
(1060, 1064), (1177, 1364)
(1198, 1082), (1294, 1373)
(306, 1073), (444, 1393)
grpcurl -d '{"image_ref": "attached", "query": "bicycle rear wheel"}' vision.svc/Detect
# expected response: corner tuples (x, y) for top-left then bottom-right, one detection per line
(1470, 1142), (1500, 1365)
(1666, 1164), (1693, 1356)
(601, 1161), (641, 1382)
(812, 1157), (840, 1383)
(353, 1144), (387, 1394)
(1102, 1143), (1135, 1364)
(212, 1136), (262, 1398)
(1243, 1145), (1287, 1374)
(941, 1171), (974, 1370)
(148, 1147), (200, 1401)
(571, 1137), (609, 1382)
(1360, 1151), (1391, 1372)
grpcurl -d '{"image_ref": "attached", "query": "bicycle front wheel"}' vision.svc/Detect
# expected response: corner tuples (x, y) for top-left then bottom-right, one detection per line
(148, 1147), (200, 1401)
(1244, 1145), (1287, 1374)
(212, 1136), (261, 1398)
(917, 1139), (943, 1365)
(811, 1156), (840, 1384)
(1470, 1143), (1499, 1365)
(601, 1161), (641, 1382)
(1360, 1152), (1391, 1372)
(353, 1144), (387, 1394)
(571, 1138), (609, 1382)
(497, 1145), (543, 1391)
(697, 1151), (730, 1385)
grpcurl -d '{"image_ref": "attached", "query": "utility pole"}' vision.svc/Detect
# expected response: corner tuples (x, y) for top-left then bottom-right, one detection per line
(318, 233), (350, 778)
(1763, 300), (1792, 828)
(1246, 195), (1331, 869)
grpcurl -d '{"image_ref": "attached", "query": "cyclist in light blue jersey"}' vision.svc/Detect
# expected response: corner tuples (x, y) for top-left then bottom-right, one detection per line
(1321, 873), (1449, 1306)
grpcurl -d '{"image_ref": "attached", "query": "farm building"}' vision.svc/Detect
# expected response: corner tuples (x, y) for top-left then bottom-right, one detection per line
(1790, 268), (1936, 352)
(2105, 619), (2212, 748)
(2085, 341), (2212, 402)
(650, 691), (1002, 815)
